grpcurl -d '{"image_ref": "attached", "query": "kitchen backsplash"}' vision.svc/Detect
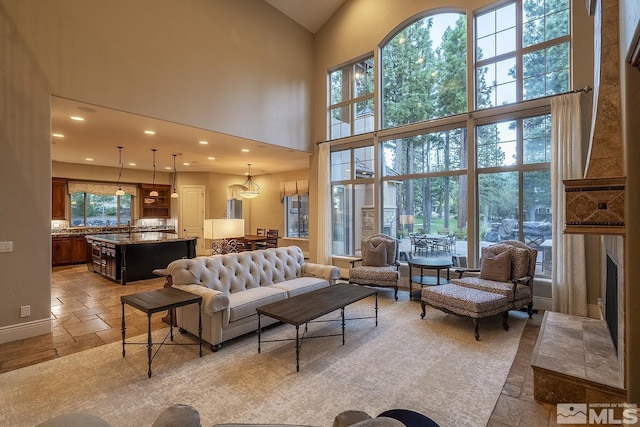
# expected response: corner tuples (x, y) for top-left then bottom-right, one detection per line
(52, 218), (177, 235)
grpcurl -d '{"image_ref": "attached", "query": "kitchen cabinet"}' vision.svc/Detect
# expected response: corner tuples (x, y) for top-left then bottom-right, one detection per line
(52, 178), (67, 220)
(52, 235), (88, 266)
(139, 184), (171, 218)
(52, 237), (71, 266)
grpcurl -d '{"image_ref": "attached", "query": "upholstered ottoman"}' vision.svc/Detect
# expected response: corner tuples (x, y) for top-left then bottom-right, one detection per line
(420, 284), (510, 340)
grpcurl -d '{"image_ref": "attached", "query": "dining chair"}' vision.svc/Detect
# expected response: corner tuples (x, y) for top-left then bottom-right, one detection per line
(265, 229), (278, 248)
(256, 228), (266, 236)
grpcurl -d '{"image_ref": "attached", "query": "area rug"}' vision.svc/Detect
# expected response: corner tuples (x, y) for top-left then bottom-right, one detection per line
(0, 293), (527, 427)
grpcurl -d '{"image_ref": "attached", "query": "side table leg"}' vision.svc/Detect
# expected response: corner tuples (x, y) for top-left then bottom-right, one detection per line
(198, 300), (203, 357)
(147, 313), (152, 378)
(121, 302), (126, 357)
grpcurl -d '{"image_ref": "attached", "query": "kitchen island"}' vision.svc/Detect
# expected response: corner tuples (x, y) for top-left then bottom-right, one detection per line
(85, 232), (197, 285)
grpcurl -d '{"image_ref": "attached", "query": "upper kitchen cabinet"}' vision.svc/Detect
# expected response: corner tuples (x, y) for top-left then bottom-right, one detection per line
(139, 184), (171, 218)
(52, 177), (67, 220)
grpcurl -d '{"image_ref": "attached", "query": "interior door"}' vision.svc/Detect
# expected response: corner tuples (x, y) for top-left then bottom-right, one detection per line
(180, 185), (205, 255)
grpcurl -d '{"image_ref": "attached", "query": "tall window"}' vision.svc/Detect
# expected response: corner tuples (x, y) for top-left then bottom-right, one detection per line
(475, 0), (570, 109)
(70, 192), (131, 227)
(329, 57), (374, 139)
(476, 114), (552, 254)
(331, 146), (375, 255)
(284, 195), (309, 238)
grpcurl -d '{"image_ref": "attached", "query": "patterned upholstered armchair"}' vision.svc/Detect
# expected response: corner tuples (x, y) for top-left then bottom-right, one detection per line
(453, 240), (537, 317)
(349, 234), (400, 301)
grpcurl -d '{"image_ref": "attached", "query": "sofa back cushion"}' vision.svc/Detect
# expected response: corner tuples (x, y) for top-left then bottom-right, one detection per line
(167, 246), (305, 293)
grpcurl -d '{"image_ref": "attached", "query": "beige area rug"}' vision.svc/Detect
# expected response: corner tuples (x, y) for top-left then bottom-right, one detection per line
(0, 293), (528, 427)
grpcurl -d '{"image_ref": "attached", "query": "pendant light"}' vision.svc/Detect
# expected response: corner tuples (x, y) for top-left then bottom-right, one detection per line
(149, 148), (159, 197)
(239, 163), (260, 199)
(171, 154), (179, 198)
(115, 146), (125, 196)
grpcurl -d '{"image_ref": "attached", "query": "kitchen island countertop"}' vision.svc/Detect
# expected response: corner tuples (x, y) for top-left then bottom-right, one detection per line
(85, 232), (196, 245)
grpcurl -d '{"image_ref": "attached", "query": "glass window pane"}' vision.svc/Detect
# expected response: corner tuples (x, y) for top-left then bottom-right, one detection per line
(384, 176), (468, 258)
(476, 10), (495, 39)
(354, 59), (374, 98)
(478, 171), (519, 245)
(523, 170), (552, 275)
(331, 183), (373, 255)
(477, 120), (517, 168)
(382, 128), (466, 175)
(523, 17), (544, 47)
(496, 81), (517, 106)
(523, 114), (551, 164)
(496, 58), (516, 84)
(86, 194), (117, 227)
(330, 106), (351, 140)
(119, 194), (131, 225)
(330, 70), (343, 105)
(496, 28), (516, 56)
(285, 195), (309, 238)
(354, 99), (374, 135)
(496, 3), (516, 32)
(70, 192), (85, 226)
(545, 10), (569, 41)
(331, 150), (351, 181)
(477, 35), (495, 60)
(355, 146), (375, 179)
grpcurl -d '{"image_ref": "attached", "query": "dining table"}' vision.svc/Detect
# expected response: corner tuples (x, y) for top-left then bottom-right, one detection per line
(242, 234), (268, 250)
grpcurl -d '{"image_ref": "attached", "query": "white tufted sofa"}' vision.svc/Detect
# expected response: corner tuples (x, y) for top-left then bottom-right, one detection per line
(166, 246), (340, 351)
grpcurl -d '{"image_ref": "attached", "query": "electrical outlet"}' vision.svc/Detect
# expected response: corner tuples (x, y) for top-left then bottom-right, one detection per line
(20, 305), (30, 318)
(0, 241), (13, 253)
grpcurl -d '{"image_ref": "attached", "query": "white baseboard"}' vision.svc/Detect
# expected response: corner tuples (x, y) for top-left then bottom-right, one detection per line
(0, 318), (51, 344)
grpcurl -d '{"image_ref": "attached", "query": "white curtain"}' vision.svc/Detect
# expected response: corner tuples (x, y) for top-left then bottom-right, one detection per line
(316, 143), (331, 265)
(551, 93), (587, 316)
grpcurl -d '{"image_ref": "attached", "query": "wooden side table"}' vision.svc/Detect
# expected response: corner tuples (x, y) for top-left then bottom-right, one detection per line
(121, 287), (202, 378)
(407, 257), (452, 301)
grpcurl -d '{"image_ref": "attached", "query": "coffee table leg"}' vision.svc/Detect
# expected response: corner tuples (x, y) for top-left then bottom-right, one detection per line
(375, 293), (378, 326)
(295, 325), (300, 372)
(121, 302), (126, 357)
(257, 314), (262, 354)
(147, 314), (152, 378)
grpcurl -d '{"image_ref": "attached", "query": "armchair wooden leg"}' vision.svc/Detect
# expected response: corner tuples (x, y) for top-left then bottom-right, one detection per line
(527, 303), (533, 318)
(473, 318), (480, 341)
(394, 286), (398, 301)
(421, 301), (427, 319)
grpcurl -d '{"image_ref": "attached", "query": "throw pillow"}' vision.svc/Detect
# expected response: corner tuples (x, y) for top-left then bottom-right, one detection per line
(363, 242), (388, 267)
(480, 249), (512, 282)
(510, 247), (531, 279)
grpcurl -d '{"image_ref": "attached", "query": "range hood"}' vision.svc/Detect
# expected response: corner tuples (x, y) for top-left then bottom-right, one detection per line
(564, 0), (625, 235)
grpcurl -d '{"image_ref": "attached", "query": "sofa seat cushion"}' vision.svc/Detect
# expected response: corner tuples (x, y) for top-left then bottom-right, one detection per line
(272, 277), (329, 297)
(450, 276), (529, 300)
(422, 284), (509, 318)
(228, 287), (287, 322)
(349, 265), (399, 287)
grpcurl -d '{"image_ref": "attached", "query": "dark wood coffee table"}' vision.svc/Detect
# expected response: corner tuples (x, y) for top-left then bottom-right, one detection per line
(121, 287), (202, 378)
(256, 284), (378, 372)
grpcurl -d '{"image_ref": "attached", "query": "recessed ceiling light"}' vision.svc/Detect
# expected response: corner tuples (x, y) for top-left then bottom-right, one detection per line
(144, 130), (155, 135)
(183, 162), (190, 166)
(70, 116), (85, 121)
(128, 162), (136, 166)
(85, 158), (94, 161)
(199, 140), (208, 145)
(164, 166), (171, 170)
(241, 148), (250, 152)
(51, 133), (65, 138)
(207, 156), (215, 160)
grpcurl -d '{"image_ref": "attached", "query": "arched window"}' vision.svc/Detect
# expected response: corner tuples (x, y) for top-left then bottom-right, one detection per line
(381, 12), (467, 129)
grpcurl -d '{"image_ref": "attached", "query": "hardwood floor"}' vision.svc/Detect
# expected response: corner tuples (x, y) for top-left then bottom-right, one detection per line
(0, 264), (556, 425)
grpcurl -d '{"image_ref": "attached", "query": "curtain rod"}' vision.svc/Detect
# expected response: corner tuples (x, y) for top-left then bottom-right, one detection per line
(316, 85), (593, 145)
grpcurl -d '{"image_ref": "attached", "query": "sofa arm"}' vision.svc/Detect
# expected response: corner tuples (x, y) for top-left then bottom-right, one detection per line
(302, 262), (341, 285)
(173, 284), (230, 315)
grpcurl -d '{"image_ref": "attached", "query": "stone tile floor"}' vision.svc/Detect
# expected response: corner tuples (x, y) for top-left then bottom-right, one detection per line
(0, 264), (561, 425)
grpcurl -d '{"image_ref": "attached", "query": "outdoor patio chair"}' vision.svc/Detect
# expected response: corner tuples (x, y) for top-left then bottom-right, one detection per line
(349, 234), (401, 301)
